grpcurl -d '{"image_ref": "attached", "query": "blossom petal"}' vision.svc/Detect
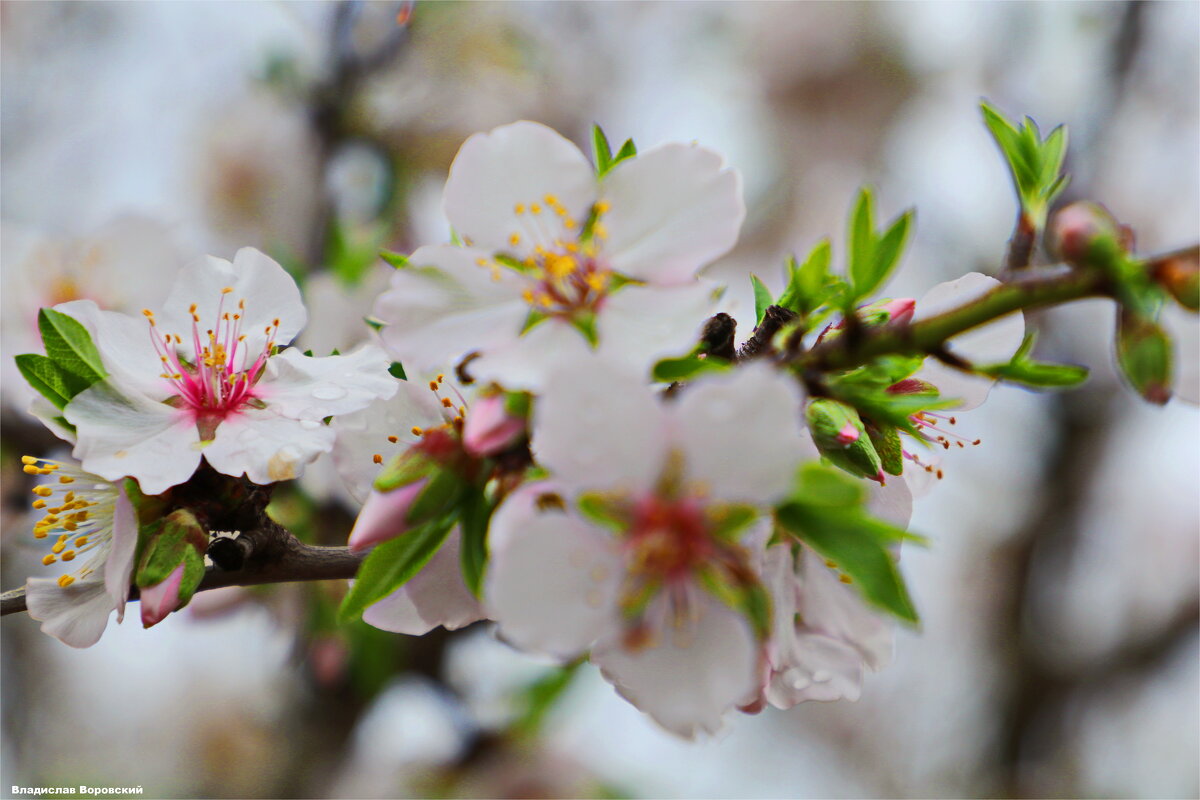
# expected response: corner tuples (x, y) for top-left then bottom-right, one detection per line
(673, 362), (811, 504)
(798, 547), (891, 670)
(443, 121), (596, 258)
(765, 631), (865, 708)
(592, 589), (759, 739)
(363, 528), (486, 635)
(140, 563), (186, 628)
(600, 143), (745, 285)
(486, 486), (622, 658)
(160, 248), (307, 356)
(867, 476), (913, 529)
(468, 316), (595, 393)
(203, 407), (335, 485)
(914, 273), (1024, 410)
(25, 577), (116, 649)
(105, 486), (138, 622)
(64, 381), (201, 495)
(256, 345), (398, 421)
(54, 299), (172, 400)
(375, 245), (529, 372)
(594, 283), (717, 377)
(531, 357), (668, 495)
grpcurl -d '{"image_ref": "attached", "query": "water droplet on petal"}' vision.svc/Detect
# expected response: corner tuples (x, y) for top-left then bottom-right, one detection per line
(812, 669), (831, 683)
(312, 385), (347, 401)
(299, 419), (321, 430)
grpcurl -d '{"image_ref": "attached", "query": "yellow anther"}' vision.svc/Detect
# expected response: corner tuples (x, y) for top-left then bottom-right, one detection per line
(189, 303), (199, 314)
(61, 550), (76, 562)
(522, 288), (536, 304)
(22, 455), (38, 465)
(63, 521), (77, 532)
(73, 511), (89, 522)
(373, 454), (383, 464)
(476, 257), (490, 267)
(411, 426), (423, 436)
(514, 203), (525, 215)
(23, 465), (39, 475)
(142, 309), (155, 318)
(825, 559), (837, 568)
(595, 200), (611, 214)
(436, 374), (445, 383)
(51, 542), (65, 554)
(530, 203), (542, 215)
(34, 529), (48, 539)
(223, 312), (230, 321)
(58, 475), (74, 484)
(174, 334), (182, 344)
(57, 574), (75, 588)
(239, 299), (245, 310)
(441, 397), (453, 408)
(75, 536), (89, 547)
(564, 217), (577, 230)
(63, 492), (75, 502)
(32, 499), (47, 509)
(839, 574), (853, 584)
(428, 380), (439, 391)
(222, 286), (234, 294)
(594, 222), (608, 240)
(565, 242), (579, 253)
(509, 233), (521, 247)
(458, 406), (467, 416)
(387, 435), (399, 443)
(537, 293), (554, 308)
(33, 486), (53, 497)
(584, 272), (608, 292)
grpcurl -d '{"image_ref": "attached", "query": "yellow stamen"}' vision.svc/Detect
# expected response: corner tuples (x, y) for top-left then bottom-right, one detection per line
(441, 397), (453, 408)
(387, 435), (399, 443)
(57, 575), (74, 588)
(32, 499), (47, 509)
(509, 232), (521, 247)
(22, 456), (38, 465)
(23, 465), (39, 475)
(61, 550), (76, 562)
(595, 200), (611, 214)
(74, 536), (89, 547)
(58, 475), (74, 484)
(222, 286), (234, 294)
(373, 454), (383, 464)
(33, 486), (53, 497)
(411, 426), (423, 436)
(514, 203), (525, 215)
(530, 203), (542, 215)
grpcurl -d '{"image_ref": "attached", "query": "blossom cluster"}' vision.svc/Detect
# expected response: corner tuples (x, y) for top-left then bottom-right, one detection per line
(15, 111), (1189, 738)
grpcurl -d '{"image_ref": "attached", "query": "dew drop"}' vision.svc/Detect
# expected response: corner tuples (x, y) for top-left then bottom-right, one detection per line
(812, 669), (831, 683)
(312, 385), (347, 401)
(299, 419), (321, 430)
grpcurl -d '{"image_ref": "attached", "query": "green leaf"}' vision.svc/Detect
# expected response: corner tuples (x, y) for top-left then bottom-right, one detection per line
(651, 355), (731, 383)
(847, 188), (876, 297)
(778, 239), (834, 315)
(38, 308), (106, 383)
(388, 361), (407, 380)
(977, 333), (1088, 389)
(751, 274), (773, 325)
(15, 354), (73, 410)
(980, 100), (1070, 225)
(612, 138), (637, 167)
(512, 661), (582, 737)
(776, 502), (919, 623)
(339, 515), (456, 623)
(459, 488), (491, 597)
(592, 124), (613, 175)
(792, 461), (867, 508)
(380, 249), (409, 268)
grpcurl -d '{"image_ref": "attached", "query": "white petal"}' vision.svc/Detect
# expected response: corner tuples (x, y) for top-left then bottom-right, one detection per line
(797, 547), (892, 670)
(914, 273), (1024, 410)
(257, 344), (398, 421)
(363, 528), (486, 635)
(673, 362), (811, 504)
(867, 476), (913, 529)
(531, 356), (668, 494)
(25, 577), (116, 648)
(601, 143), (745, 285)
(105, 486), (138, 622)
(28, 394), (77, 445)
(375, 245), (529, 372)
(468, 316), (595, 393)
(594, 283), (717, 377)
(332, 377), (454, 504)
(486, 486), (622, 658)
(54, 299), (172, 400)
(766, 631), (864, 708)
(592, 588), (759, 739)
(443, 121), (596, 257)
(203, 407), (335, 485)
(160, 248), (307, 356)
(64, 381), (201, 495)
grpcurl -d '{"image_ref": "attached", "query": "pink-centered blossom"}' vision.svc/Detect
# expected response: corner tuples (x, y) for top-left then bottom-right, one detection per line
(374, 121), (745, 391)
(485, 358), (812, 737)
(54, 248), (397, 494)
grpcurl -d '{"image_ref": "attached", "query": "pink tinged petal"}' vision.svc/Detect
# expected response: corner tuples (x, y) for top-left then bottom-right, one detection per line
(25, 577), (116, 649)
(54, 299), (173, 400)
(374, 245), (529, 372)
(257, 344), (398, 421)
(463, 395), (525, 457)
(798, 547), (892, 670)
(348, 483), (427, 552)
(836, 422), (860, 445)
(443, 121), (597, 257)
(363, 528), (486, 634)
(867, 476), (913, 530)
(332, 380), (452, 504)
(914, 273), (1024, 410)
(486, 488), (622, 658)
(600, 142), (745, 286)
(139, 563), (186, 628)
(467, 316), (595, 393)
(531, 356), (668, 495)
(591, 589), (760, 739)
(594, 283), (718, 375)
(64, 381), (201, 495)
(881, 297), (916, 325)
(105, 486), (138, 622)
(672, 362), (810, 505)
(202, 406), (335, 485)
(160, 248), (307, 356)
(766, 631), (865, 709)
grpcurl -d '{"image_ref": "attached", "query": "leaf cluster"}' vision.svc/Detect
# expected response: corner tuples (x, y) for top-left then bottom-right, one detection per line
(16, 309), (109, 431)
(981, 100), (1069, 226)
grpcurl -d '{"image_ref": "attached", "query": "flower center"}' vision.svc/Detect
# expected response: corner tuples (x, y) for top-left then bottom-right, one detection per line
(142, 288), (278, 435)
(476, 195), (615, 317)
(626, 494), (714, 582)
(371, 374), (467, 466)
(22, 456), (118, 588)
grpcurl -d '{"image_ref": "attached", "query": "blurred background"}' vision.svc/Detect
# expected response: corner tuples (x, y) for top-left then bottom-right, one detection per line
(2, 2), (1197, 797)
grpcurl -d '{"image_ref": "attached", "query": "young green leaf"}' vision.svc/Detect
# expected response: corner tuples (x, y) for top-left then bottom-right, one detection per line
(750, 274), (773, 326)
(651, 355), (731, 383)
(592, 124), (614, 175)
(612, 138), (637, 168)
(15, 354), (76, 410)
(845, 189), (914, 300)
(339, 515), (456, 623)
(380, 249), (409, 268)
(459, 487), (492, 597)
(976, 332), (1089, 389)
(980, 100), (1070, 226)
(38, 308), (106, 383)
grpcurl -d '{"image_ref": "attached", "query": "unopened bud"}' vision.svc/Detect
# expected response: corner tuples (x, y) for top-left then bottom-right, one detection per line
(140, 563), (186, 628)
(806, 399), (884, 482)
(135, 509), (207, 627)
(1149, 247), (1200, 312)
(349, 469), (462, 552)
(1115, 309), (1173, 405)
(1049, 202), (1129, 269)
(463, 394), (527, 457)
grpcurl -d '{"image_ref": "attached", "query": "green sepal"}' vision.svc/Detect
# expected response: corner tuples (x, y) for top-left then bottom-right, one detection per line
(1115, 309), (1173, 404)
(458, 486), (492, 597)
(592, 123), (614, 175)
(577, 492), (629, 532)
(403, 469), (464, 527)
(571, 312), (600, 348)
(388, 361), (407, 380)
(651, 354), (731, 383)
(706, 503), (760, 541)
(374, 448), (439, 493)
(338, 513), (457, 623)
(511, 661), (582, 738)
(380, 249), (409, 268)
(867, 424), (904, 477)
(503, 390), (532, 420)
(806, 399), (883, 480)
(134, 509), (207, 590)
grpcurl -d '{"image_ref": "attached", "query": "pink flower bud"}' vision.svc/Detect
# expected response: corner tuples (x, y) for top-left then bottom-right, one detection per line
(1049, 202), (1127, 266)
(463, 395), (526, 457)
(348, 481), (428, 552)
(880, 297), (915, 326)
(140, 563), (186, 628)
(835, 422), (860, 445)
